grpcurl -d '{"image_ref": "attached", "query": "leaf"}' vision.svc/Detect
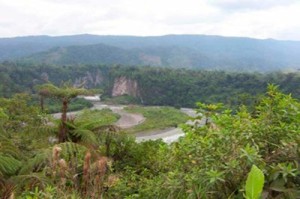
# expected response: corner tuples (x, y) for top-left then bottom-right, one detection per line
(0, 154), (21, 175)
(245, 165), (265, 199)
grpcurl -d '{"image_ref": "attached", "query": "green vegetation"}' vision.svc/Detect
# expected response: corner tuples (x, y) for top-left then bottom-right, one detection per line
(75, 108), (120, 127)
(245, 165), (265, 199)
(124, 106), (189, 133)
(38, 98), (93, 113)
(0, 85), (300, 198)
(102, 95), (140, 105)
(2, 34), (300, 72)
(106, 85), (300, 198)
(110, 66), (300, 108)
(2, 34), (300, 198)
(1, 62), (300, 110)
(37, 83), (94, 142)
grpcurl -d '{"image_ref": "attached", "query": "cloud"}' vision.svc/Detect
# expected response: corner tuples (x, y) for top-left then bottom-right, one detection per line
(206, 3), (300, 40)
(209, 0), (298, 11)
(0, 0), (300, 40)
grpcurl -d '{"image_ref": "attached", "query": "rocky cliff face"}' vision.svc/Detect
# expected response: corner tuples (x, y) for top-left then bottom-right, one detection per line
(73, 70), (103, 88)
(112, 76), (139, 97)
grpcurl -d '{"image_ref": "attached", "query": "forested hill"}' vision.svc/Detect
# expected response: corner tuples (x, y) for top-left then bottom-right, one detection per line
(1, 34), (300, 71)
(1, 63), (300, 109)
(23, 44), (214, 68)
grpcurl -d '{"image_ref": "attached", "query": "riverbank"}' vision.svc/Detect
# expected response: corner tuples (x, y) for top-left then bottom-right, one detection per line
(52, 100), (196, 143)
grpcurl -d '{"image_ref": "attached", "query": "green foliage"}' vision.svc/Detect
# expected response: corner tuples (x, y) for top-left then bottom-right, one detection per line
(4, 34), (299, 72)
(0, 94), (47, 171)
(103, 94), (141, 105)
(0, 135), (21, 176)
(0, 135), (20, 158)
(37, 83), (93, 100)
(124, 106), (189, 133)
(66, 109), (119, 144)
(109, 66), (291, 109)
(19, 186), (57, 199)
(42, 98), (93, 113)
(245, 165), (265, 199)
(20, 142), (88, 174)
(0, 107), (8, 119)
(37, 82), (97, 142)
(75, 109), (119, 128)
(1, 84), (300, 198)
(11, 173), (53, 194)
(0, 90), (117, 198)
(103, 85), (300, 198)
(0, 154), (21, 176)
(1, 62), (300, 111)
(0, 94), (43, 129)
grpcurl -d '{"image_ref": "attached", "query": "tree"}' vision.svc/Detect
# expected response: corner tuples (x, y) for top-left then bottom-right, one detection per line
(37, 83), (93, 142)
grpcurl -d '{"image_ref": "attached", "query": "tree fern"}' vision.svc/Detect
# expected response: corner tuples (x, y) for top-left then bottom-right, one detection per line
(20, 142), (88, 174)
(69, 128), (98, 145)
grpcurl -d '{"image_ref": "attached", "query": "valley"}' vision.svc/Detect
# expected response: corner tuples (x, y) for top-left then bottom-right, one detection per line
(53, 98), (192, 143)
(2, 0), (300, 196)
(1, 34), (300, 198)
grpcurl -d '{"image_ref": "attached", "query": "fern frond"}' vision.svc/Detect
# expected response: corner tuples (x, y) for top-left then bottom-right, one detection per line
(20, 142), (89, 174)
(65, 120), (98, 145)
(30, 125), (58, 137)
(58, 142), (88, 163)
(10, 172), (52, 191)
(70, 129), (97, 145)
(19, 148), (51, 174)
(65, 121), (77, 129)
(80, 119), (105, 130)
(0, 154), (21, 176)
(0, 136), (21, 158)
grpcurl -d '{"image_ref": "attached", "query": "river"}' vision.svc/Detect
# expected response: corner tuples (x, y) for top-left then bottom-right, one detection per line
(52, 100), (197, 143)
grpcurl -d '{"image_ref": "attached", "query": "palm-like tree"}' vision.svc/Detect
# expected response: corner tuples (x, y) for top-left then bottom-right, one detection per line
(37, 83), (93, 142)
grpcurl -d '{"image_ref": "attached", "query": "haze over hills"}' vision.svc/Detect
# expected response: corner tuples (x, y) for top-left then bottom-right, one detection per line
(1, 34), (300, 71)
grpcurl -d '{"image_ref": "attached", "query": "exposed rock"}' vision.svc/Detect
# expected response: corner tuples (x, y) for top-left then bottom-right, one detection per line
(93, 70), (103, 86)
(112, 76), (139, 97)
(73, 70), (103, 88)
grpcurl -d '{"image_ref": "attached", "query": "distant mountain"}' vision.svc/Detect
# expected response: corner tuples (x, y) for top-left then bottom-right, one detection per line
(23, 44), (214, 69)
(1, 34), (300, 71)
(23, 44), (140, 66)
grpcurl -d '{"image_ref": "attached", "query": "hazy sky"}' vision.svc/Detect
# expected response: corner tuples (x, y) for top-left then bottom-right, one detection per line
(1, 0), (300, 40)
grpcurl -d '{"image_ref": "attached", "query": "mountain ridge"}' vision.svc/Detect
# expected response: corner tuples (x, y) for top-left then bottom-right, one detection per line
(1, 34), (300, 71)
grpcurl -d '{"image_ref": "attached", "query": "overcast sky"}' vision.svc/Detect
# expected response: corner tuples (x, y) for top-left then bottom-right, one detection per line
(1, 0), (300, 40)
